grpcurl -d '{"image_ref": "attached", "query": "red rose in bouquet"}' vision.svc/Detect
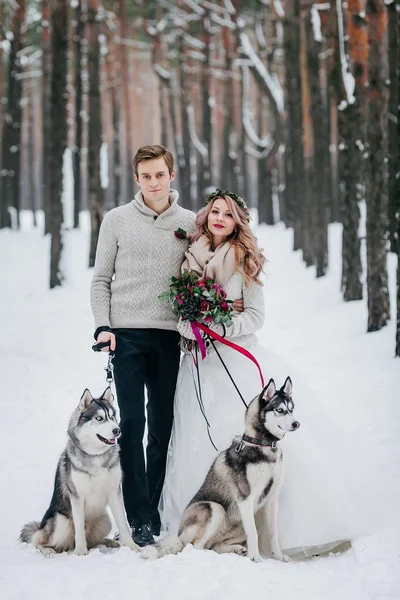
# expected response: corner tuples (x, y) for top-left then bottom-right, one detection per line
(158, 270), (233, 327)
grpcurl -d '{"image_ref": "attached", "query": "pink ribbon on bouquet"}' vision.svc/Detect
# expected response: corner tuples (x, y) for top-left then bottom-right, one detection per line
(190, 321), (265, 388)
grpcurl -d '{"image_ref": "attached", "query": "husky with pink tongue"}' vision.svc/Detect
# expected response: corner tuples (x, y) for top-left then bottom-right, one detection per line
(20, 388), (139, 556)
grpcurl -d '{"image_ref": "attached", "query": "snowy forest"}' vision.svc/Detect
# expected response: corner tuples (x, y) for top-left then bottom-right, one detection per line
(0, 0), (399, 355)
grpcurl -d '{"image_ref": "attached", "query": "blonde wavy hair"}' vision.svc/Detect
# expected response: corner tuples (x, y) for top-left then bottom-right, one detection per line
(191, 194), (267, 286)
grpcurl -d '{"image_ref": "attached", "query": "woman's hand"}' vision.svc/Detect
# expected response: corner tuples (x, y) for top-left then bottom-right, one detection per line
(97, 330), (116, 352)
(232, 298), (244, 312)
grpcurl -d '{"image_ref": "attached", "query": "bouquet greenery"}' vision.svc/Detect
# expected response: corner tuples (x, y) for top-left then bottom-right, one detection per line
(159, 270), (233, 327)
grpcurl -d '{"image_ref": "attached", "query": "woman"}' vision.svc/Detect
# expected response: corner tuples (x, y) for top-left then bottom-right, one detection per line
(160, 190), (370, 559)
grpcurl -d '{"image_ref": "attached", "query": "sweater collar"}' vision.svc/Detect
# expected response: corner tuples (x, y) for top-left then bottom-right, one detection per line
(132, 189), (179, 218)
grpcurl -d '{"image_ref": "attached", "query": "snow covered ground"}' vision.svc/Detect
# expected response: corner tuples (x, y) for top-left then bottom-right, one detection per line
(1, 212), (399, 600)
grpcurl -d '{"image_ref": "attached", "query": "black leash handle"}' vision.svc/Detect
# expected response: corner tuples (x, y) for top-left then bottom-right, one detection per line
(92, 341), (111, 352)
(92, 341), (115, 383)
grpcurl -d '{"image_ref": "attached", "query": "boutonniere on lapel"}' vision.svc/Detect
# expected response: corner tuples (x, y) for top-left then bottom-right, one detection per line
(174, 228), (189, 240)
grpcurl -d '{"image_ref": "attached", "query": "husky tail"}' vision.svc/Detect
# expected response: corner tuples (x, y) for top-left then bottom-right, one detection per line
(20, 521), (41, 543)
(140, 535), (184, 560)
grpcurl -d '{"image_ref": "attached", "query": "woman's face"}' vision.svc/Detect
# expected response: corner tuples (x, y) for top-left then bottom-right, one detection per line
(207, 198), (236, 245)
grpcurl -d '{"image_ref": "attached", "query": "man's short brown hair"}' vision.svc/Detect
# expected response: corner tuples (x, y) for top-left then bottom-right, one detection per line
(132, 145), (174, 177)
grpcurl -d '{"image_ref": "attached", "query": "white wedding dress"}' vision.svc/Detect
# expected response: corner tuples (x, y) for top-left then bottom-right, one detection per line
(160, 336), (377, 558)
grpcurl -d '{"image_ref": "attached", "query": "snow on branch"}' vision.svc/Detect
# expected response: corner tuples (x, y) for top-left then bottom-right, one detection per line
(187, 50), (206, 61)
(6, 0), (20, 11)
(242, 65), (271, 149)
(187, 105), (208, 157)
(255, 23), (267, 48)
(201, 1), (226, 14)
(245, 143), (273, 159)
(223, 0), (236, 15)
(154, 63), (171, 81)
(311, 5), (322, 42)
(184, 33), (206, 50)
(336, 0), (356, 105)
(239, 32), (284, 113)
(210, 12), (236, 29)
(183, 0), (205, 15)
(272, 0), (285, 18)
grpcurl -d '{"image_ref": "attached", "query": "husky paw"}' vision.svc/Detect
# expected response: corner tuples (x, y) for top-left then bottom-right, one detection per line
(102, 538), (120, 549)
(39, 546), (57, 557)
(233, 545), (247, 556)
(140, 546), (158, 560)
(122, 539), (140, 552)
(272, 552), (291, 562)
(74, 546), (89, 556)
(248, 550), (262, 563)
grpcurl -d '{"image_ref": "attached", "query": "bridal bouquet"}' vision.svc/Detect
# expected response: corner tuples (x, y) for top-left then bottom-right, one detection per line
(159, 270), (233, 327)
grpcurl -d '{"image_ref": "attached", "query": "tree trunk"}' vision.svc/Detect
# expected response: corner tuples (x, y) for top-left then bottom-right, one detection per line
(306, 11), (329, 277)
(42, 0), (52, 233)
(87, 0), (103, 268)
(396, 204), (400, 355)
(119, 0), (133, 202)
(365, 0), (390, 331)
(177, 32), (192, 209)
(109, 39), (121, 207)
(257, 94), (274, 225)
(73, 0), (83, 228)
(283, 0), (305, 251)
(27, 76), (37, 226)
(0, 1), (5, 160)
(221, 27), (238, 194)
(198, 13), (212, 202)
(49, 0), (68, 288)
(0, 1), (26, 229)
(387, 1), (399, 252)
(395, 4), (400, 357)
(336, 2), (368, 300)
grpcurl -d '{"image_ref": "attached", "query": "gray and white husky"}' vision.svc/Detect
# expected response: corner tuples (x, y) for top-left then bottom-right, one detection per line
(142, 377), (299, 563)
(20, 387), (139, 556)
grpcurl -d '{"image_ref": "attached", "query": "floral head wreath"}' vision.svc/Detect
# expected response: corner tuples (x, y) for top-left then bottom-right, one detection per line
(206, 189), (251, 221)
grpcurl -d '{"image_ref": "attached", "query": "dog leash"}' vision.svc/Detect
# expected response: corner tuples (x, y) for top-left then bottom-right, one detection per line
(92, 341), (115, 383)
(192, 345), (219, 452)
(191, 322), (265, 388)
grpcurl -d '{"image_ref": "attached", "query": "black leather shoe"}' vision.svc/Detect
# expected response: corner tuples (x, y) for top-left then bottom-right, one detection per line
(131, 522), (155, 547)
(148, 520), (161, 537)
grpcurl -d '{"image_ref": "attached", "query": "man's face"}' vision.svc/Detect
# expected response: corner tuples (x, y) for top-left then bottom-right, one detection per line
(134, 157), (175, 206)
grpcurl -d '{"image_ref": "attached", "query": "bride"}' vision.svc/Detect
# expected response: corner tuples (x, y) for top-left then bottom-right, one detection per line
(160, 190), (370, 559)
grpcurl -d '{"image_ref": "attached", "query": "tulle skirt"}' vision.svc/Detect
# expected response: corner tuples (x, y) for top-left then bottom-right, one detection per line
(160, 338), (379, 558)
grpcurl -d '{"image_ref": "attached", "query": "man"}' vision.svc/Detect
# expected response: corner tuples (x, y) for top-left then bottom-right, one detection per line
(91, 145), (196, 546)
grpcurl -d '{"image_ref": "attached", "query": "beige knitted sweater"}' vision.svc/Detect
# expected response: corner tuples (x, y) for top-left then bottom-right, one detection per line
(90, 190), (196, 332)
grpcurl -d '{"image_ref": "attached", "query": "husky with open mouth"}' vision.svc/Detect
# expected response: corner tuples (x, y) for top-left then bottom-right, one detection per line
(20, 388), (139, 556)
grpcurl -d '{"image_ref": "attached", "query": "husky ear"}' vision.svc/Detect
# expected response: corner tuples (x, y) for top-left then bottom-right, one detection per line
(260, 379), (276, 405)
(79, 389), (93, 412)
(281, 376), (293, 398)
(101, 386), (114, 404)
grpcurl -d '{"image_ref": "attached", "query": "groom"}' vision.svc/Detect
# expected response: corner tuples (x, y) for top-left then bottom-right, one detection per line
(90, 145), (196, 546)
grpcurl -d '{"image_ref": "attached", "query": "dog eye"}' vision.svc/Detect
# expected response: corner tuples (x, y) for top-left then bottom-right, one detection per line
(95, 416), (103, 421)
(276, 408), (284, 414)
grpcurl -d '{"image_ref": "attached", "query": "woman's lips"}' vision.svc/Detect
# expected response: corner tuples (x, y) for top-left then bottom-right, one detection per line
(213, 224), (224, 229)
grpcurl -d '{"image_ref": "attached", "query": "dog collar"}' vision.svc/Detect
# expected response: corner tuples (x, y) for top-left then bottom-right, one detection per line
(235, 434), (278, 453)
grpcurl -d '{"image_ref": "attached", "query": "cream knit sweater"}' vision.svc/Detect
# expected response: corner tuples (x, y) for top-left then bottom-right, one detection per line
(90, 190), (196, 332)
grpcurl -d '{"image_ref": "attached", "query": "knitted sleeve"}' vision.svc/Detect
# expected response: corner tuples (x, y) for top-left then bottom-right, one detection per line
(90, 212), (118, 329)
(224, 280), (265, 338)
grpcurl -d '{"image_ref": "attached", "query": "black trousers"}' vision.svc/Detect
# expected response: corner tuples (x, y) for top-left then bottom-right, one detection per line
(113, 328), (180, 528)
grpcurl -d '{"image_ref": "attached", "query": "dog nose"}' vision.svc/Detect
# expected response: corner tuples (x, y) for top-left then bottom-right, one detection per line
(113, 427), (121, 436)
(292, 421), (300, 429)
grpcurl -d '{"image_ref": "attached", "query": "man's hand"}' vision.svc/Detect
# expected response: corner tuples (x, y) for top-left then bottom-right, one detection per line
(97, 331), (116, 352)
(232, 298), (244, 313)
